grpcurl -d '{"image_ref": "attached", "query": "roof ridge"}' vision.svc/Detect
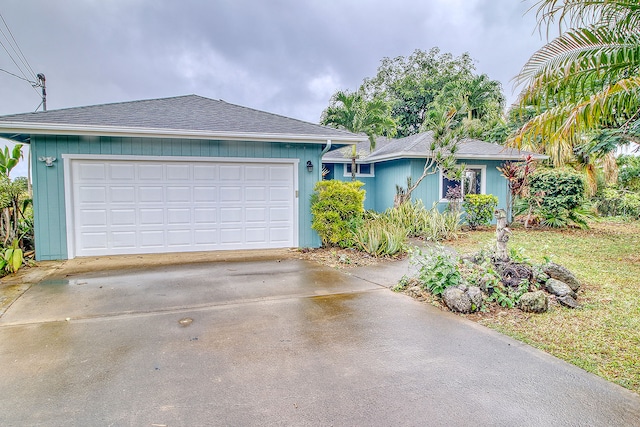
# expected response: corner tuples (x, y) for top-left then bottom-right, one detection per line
(216, 98), (355, 136)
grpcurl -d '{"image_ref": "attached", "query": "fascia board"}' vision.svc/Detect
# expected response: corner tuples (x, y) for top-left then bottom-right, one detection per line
(0, 122), (366, 144)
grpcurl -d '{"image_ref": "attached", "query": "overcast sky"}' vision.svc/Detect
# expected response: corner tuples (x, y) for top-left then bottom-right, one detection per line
(0, 0), (547, 176)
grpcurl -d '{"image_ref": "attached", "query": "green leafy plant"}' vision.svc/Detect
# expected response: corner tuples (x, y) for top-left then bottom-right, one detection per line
(353, 218), (407, 256)
(410, 246), (462, 296)
(462, 194), (498, 229)
(311, 180), (365, 247)
(0, 239), (23, 273)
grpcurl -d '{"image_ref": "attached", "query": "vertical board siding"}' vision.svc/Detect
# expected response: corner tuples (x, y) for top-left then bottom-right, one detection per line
(32, 135), (323, 260)
(323, 158), (512, 215)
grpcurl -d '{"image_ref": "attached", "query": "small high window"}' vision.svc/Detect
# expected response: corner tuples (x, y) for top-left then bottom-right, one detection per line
(344, 163), (374, 177)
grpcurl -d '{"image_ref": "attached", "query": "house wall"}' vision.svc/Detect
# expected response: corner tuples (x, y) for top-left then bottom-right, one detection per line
(323, 158), (510, 215)
(31, 135), (324, 260)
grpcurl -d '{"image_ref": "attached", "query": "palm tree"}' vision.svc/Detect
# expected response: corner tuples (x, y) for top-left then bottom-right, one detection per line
(511, 0), (640, 165)
(321, 91), (396, 180)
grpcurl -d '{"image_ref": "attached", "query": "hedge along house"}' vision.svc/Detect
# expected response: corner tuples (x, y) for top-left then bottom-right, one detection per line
(322, 132), (546, 212)
(0, 95), (364, 260)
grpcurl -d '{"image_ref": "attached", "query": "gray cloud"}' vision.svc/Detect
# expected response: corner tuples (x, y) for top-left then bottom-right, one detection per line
(1, 0), (545, 123)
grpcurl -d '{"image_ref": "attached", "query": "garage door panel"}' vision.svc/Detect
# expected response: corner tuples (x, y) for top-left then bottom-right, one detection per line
(193, 186), (216, 202)
(166, 164), (190, 180)
(111, 231), (136, 248)
(246, 186), (266, 201)
(245, 166), (267, 181)
(167, 208), (191, 224)
(220, 165), (242, 180)
(140, 231), (164, 247)
(80, 232), (108, 250)
(139, 187), (164, 203)
(109, 164), (135, 180)
(138, 164), (163, 180)
(270, 187), (291, 201)
(270, 207), (291, 222)
(246, 228), (266, 243)
(220, 207), (242, 223)
(166, 186), (191, 203)
(194, 229), (218, 245)
(194, 208), (216, 224)
(110, 187), (136, 203)
(79, 186), (107, 203)
(220, 228), (242, 244)
(246, 207), (266, 222)
(220, 186), (242, 202)
(78, 163), (106, 180)
(140, 208), (164, 225)
(167, 229), (191, 246)
(111, 209), (136, 226)
(270, 227), (292, 242)
(70, 158), (296, 257)
(193, 165), (217, 180)
(270, 166), (291, 181)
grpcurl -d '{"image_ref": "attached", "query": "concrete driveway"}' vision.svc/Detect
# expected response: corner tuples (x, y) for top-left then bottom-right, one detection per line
(1, 254), (639, 426)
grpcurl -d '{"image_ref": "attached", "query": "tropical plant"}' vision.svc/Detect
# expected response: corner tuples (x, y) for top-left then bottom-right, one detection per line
(352, 218), (407, 257)
(410, 246), (462, 297)
(463, 194), (499, 229)
(0, 144), (23, 177)
(512, 0), (640, 164)
(0, 239), (23, 274)
(497, 155), (538, 222)
(310, 180), (365, 247)
(320, 91), (396, 179)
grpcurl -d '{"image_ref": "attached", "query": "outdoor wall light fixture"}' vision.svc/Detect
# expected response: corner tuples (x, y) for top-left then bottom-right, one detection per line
(38, 156), (56, 167)
(306, 160), (313, 172)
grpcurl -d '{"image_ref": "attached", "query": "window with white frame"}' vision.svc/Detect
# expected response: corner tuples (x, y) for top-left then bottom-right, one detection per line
(440, 166), (486, 200)
(343, 163), (374, 177)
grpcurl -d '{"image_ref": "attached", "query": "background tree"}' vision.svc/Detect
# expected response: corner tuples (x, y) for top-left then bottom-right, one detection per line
(511, 0), (640, 165)
(360, 48), (504, 138)
(320, 90), (396, 179)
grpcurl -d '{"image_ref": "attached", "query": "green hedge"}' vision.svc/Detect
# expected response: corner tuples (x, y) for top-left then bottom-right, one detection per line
(310, 180), (365, 246)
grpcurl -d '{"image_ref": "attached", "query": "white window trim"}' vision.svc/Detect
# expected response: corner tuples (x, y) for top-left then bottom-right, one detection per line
(439, 164), (487, 201)
(342, 163), (375, 178)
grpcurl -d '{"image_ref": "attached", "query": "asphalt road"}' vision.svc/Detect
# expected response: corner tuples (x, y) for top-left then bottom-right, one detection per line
(1, 257), (639, 426)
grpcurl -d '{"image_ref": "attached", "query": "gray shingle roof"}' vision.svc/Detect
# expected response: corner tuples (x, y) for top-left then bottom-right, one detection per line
(0, 94), (362, 143)
(323, 131), (546, 162)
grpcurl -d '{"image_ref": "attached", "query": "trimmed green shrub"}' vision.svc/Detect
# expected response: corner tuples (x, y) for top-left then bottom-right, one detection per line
(311, 180), (365, 247)
(463, 194), (498, 229)
(529, 168), (585, 213)
(521, 168), (592, 228)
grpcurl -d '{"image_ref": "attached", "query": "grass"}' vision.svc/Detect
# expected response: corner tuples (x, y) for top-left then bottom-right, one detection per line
(447, 220), (640, 394)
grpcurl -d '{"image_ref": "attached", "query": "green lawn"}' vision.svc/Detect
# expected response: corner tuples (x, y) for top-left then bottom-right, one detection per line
(447, 221), (640, 394)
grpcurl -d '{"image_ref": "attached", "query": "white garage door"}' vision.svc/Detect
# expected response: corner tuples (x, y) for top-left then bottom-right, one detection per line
(65, 156), (298, 258)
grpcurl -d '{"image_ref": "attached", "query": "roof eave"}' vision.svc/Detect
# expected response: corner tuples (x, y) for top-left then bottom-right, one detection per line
(0, 122), (365, 145)
(330, 152), (548, 163)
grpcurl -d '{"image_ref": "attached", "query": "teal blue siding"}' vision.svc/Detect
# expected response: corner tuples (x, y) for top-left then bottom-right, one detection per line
(322, 158), (511, 215)
(31, 135), (323, 260)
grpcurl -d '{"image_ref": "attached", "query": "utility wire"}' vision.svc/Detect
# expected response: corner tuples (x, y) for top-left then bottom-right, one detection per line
(0, 67), (33, 83)
(0, 13), (36, 80)
(0, 36), (33, 84)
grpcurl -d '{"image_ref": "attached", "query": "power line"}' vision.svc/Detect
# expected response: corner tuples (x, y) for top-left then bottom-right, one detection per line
(0, 36), (33, 84)
(0, 13), (36, 80)
(0, 67), (33, 83)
